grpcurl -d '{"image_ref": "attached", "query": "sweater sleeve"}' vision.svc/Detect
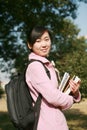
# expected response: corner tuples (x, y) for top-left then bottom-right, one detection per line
(26, 61), (74, 109)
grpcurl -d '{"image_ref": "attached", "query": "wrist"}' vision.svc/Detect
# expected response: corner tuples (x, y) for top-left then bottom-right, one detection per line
(73, 90), (79, 98)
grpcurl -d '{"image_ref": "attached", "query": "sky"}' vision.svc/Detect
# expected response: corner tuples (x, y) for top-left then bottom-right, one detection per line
(0, 2), (87, 84)
(74, 2), (87, 37)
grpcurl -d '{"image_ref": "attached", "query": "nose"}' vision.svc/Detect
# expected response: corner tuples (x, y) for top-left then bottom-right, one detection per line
(41, 40), (47, 46)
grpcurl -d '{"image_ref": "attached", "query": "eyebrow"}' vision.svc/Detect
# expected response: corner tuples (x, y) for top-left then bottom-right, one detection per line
(43, 35), (50, 39)
(36, 35), (49, 40)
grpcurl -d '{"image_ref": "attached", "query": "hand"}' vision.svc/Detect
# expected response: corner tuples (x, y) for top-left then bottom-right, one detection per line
(69, 79), (81, 94)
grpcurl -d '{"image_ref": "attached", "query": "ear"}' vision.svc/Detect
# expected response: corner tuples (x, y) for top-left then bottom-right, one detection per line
(27, 43), (32, 49)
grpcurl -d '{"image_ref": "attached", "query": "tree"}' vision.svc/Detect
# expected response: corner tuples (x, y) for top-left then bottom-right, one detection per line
(56, 37), (87, 97)
(0, 0), (86, 72)
(0, 0), (87, 97)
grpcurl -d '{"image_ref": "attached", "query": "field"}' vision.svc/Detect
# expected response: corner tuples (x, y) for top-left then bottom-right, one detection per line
(0, 96), (87, 130)
(64, 98), (87, 130)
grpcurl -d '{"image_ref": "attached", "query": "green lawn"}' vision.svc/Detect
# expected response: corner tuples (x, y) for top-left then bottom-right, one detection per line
(0, 97), (87, 130)
(65, 108), (87, 130)
(0, 112), (16, 130)
(0, 109), (87, 130)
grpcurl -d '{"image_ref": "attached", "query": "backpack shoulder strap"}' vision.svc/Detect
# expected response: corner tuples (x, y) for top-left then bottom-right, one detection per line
(28, 59), (51, 79)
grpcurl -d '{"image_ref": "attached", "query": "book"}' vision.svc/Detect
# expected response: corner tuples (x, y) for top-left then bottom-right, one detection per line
(59, 72), (81, 95)
(59, 72), (70, 92)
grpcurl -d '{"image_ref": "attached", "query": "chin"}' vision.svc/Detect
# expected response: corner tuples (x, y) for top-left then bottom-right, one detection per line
(42, 51), (50, 56)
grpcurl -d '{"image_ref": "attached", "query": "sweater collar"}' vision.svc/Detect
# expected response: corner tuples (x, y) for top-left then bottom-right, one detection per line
(29, 53), (55, 68)
(29, 52), (50, 64)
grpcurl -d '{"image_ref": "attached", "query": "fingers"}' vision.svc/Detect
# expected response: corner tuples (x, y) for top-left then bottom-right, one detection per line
(69, 79), (81, 94)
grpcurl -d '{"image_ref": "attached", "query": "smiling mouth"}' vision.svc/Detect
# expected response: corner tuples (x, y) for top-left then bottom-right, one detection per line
(41, 49), (48, 52)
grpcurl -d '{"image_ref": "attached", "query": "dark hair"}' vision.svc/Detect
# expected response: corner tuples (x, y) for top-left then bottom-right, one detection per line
(27, 26), (52, 47)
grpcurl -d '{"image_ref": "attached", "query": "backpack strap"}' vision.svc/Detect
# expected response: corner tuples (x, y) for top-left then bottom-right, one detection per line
(29, 59), (51, 79)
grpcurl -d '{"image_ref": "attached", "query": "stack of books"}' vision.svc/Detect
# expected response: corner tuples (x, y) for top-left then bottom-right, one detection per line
(59, 72), (81, 94)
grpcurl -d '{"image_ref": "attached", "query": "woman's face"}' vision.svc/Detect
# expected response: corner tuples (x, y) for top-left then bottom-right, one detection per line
(30, 31), (51, 57)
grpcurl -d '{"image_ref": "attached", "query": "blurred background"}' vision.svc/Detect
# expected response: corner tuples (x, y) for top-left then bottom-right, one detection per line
(0, 1), (87, 130)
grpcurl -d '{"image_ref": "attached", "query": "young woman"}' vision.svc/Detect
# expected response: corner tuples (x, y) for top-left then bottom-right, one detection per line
(26, 26), (81, 130)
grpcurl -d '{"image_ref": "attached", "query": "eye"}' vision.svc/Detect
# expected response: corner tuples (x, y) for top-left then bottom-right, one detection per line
(36, 39), (41, 43)
(45, 38), (50, 41)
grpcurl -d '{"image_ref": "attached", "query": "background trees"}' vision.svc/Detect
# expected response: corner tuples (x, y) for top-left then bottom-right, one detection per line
(0, 0), (87, 97)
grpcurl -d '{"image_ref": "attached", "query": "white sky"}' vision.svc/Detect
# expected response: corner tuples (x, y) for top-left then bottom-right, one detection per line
(74, 2), (87, 37)
(0, 70), (10, 84)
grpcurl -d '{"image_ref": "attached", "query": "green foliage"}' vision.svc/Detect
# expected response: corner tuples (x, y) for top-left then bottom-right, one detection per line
(0, 0), (83, 65)
(55, 37), (87, 97)
(0, 0), (87, 97)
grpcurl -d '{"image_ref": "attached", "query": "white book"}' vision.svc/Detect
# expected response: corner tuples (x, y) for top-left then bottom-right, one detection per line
(59, 72), (81, 95)
(59, 72), (70, 91)
(65, 88), (71, 94)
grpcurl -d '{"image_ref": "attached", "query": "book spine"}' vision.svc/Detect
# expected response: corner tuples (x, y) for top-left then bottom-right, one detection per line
(59, 72), (70, 91)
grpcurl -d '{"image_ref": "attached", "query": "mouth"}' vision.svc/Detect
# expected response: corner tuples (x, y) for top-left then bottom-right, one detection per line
(41, 49), (49, 53)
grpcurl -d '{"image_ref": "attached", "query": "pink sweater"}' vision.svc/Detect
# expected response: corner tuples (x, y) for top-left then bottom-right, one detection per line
(26, 52), (81, 130)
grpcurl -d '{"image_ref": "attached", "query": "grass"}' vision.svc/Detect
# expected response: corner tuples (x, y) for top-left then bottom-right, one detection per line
(0, 97), (87, 130)
(65, 108), (87, 130)
(0, 109), (87, 130)
(0, 112), (16, 130)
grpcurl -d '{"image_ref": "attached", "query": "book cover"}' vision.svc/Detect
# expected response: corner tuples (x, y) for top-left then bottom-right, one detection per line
(59, 72), (81, 94)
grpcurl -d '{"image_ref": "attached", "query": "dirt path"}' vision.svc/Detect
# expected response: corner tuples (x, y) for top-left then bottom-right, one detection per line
(71, 98), (87, 115)
(0, 95), (7, 112)
(0, 96), (87, 115)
